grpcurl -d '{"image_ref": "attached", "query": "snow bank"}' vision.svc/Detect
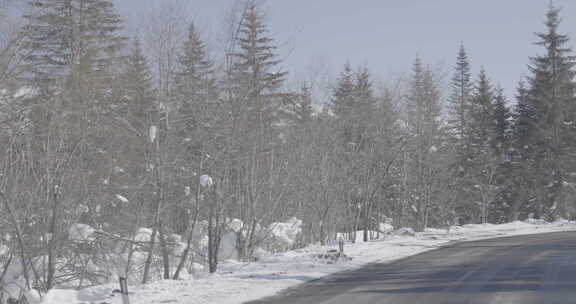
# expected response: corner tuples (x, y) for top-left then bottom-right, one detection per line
(68, 223), (95, 242)
(378, 222), (394, 233)
(219, 232), (239, 261)
(199, 175), (213, 188)
(41, 289), (78, 304)
(228, 218), (243, 233)
(135, 228), (156, 243)
(269, 217), (302, 245)
(115, 194), (129, 203)
(0, 244), (8, 256)
(72, 219), (576, 304)
(266, 217), (302, 252)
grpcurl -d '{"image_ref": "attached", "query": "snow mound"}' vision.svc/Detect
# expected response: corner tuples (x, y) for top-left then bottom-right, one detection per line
(228, 218), (243, 233)
(525, 218), (548, 225)
(68, 219), (576, 304)
(0, 244), (8, 256)
(68, 223), (95, 242)
(378, 223), (394, 234)
(269, 217), (302, 247)
(200, 175), (213, 188)
(41, 289), (78, 304)
(135, 228), (156, 243)
(394, 227), (415, 236)
(115, 194), (129, 203)
(149, 125), (157, 143)
(219, 232), (239, 261)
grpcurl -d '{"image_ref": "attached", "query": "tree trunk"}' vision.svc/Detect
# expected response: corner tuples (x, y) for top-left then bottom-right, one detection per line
(158, 224), (170, 279)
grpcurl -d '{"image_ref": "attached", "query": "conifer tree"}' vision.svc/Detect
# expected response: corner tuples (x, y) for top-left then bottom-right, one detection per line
(294, 84), (314, 126)
(521, 4), (576, 218)
(445, 44), (476, 223)
(468, 68), (495, 161)
(119, 38), (155, 131)
(468, 68), (498, 223)
(330, 64), (377, 147)
(350, 66), (377, 147)
(331, 63), (355, 119)
(488, 86), (513, 222)
(170, 23), (219, 276)
(492, 87), (512, 155)
(229, 1), (287, 133)
(512, 81), (536, 161)
(224, 1), (288, 262)
(504, 81), (537, 220)
(173, 23), (217, 159)
(404, 57), (442, 231)
(111, 37), (155, 188)
(447, 44), (474, 153)
(21, 0), (125, 84)
(405, 57), (441, 138)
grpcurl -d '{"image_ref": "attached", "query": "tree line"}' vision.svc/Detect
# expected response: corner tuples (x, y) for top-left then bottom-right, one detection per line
(0, 0), (574, 299)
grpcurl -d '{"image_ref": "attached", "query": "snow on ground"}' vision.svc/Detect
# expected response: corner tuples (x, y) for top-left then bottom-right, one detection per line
(65, 220), (576, 304)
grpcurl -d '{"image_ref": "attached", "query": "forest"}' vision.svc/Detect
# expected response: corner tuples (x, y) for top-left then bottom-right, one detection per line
(0, 0), (575, 301)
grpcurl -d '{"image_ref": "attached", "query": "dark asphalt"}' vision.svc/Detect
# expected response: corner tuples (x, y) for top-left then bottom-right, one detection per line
(246, 231), (576, 304)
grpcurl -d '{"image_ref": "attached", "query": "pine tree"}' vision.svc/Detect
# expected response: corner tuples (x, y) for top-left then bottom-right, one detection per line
(469, 68), (494, 155)
(504, 81), (537, 221)
(512, 81), (536, 161)
(445, 44), (477, 223)
(492, 87), (512, 155)
(468, 68), (499, 224)
(488, 86), (513, 223)
(169, 23), (220, 275)
(229, 1), (287, 132)
(224, 1), (288, 262)
(21, 0), (127, 151)
(351, 66), (377, 147)
(354, 67), (377, 113)
(405, 57), (441, 137)
(404, 57), (442, 231)
(330, 63), (355, 119)
(21, 0), (125, 84)
(294, 84), (314, 126)
(118, 38), (155, 132)
(173, 23), (217, 148)
(447, 44), (474, 152)
(522, 4), (576, 219)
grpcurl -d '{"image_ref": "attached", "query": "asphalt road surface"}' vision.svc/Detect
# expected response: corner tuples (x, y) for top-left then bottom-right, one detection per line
(246, 231), (576, 304)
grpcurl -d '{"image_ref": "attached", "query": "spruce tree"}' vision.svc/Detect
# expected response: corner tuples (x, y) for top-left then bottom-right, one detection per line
(404, 57), (442, 231)
(492, 87), (512, 155)
(229, 1), (287, 133)
(512, 81), (536, 161)
(173, 23), (217, 147)
(445, 44), (475, 223)
(447, 44), (474, 153)
(351, 66), (377, 147)
(522, 4), (576, 219)
(119, 38), (155, 132)
(405, 57), (441, 137)
(330, 63), (355, 119)
(505, 81), (537, 220)
(225, 1), (288, 262)
(294, 84), (314, 126)
(469, 68), (495, 156)
(489, 86), (513, 223)
(21, 0), (125, 84)
(330, 64), (377, 147)
(468, 68), (497, 224)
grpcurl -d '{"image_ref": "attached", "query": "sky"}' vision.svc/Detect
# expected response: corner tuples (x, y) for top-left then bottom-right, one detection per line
(16, 0), (576, 101)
